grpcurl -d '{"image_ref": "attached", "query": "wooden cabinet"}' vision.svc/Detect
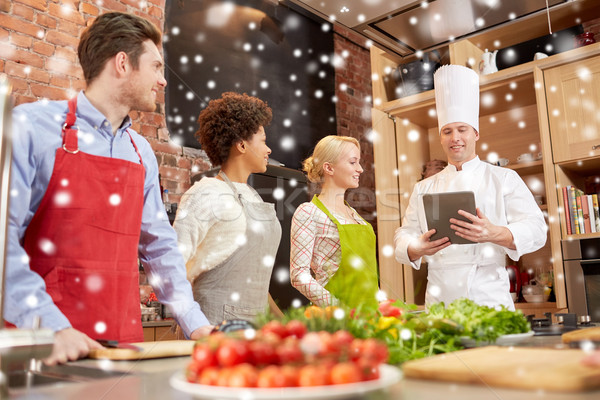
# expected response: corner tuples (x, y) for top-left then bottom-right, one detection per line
(544, 56), (600, 163)
(142, 321), (178, 341)
(370, 37), (600, 313)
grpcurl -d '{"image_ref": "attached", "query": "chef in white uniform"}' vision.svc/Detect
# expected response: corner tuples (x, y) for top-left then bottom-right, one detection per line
(393, 65), (547, 310)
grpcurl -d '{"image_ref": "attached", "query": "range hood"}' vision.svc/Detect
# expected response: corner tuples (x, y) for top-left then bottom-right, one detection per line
(286, 0), (596, 60)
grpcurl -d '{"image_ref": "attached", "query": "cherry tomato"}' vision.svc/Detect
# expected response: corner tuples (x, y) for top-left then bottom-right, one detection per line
(216, 339), (250, 367)
(330, 362), (362, 384)
(361, 338), (389, 364)
(257, 365), (286, 388)
(280, 364), (299, 387)
(185, 360), (202, 382)
(261, 320), (288, 339)
(216, 367), (233, 387)
(248, 340), (277, 366)
(378, 299), (403, 317)
(357, 358), (380, 381)
(285, 320), (307, 339)
(276, 338), (303, 364)
(298, 364), (328, 387)
(228, 363), (259, 388)
(332, 330), (354, 348)
(192, 343), (218, 370)
(197, 366), (220, 385)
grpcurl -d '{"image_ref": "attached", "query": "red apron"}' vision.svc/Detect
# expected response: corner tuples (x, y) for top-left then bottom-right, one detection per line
(22, 96), (145, 342)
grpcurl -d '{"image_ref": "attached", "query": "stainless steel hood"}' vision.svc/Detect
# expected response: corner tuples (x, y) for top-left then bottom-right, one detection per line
(286, 0), (593, 60)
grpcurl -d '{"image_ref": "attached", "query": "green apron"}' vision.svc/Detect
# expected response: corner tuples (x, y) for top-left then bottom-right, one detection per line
(312, 195), (379, 310)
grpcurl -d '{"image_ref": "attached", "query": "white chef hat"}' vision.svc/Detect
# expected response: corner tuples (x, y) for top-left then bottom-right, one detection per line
(434, 64), (479, 133)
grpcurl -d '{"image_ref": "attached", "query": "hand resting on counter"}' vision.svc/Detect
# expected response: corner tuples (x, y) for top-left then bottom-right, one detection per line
(43, 327), (103, 366)
(190, 324), (214, 339)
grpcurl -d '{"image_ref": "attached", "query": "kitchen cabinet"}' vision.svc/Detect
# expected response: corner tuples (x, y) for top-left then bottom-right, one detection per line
(142, 321), (178, 342)
(370, 35), (600, 314)
(544, 56), (600, 163)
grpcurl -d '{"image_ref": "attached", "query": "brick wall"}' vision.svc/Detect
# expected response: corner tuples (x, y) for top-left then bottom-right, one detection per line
(0, 0), (209, 203)
(333, 25), (377, 226)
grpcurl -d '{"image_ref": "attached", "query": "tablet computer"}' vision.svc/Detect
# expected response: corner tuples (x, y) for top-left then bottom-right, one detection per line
(421, 191), (477, 245)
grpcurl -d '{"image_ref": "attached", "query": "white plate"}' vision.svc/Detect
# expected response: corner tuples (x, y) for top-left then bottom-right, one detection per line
(460, 331), (535, 348)
(170, 364), (401, 400)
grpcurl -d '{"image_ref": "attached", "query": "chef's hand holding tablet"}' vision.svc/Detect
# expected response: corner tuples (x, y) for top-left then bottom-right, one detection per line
(450, 208), (516, 250)
(407, 229), (451, 262)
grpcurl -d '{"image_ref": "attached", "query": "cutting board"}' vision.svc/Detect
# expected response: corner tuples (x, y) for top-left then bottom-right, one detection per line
(88, 340), (194, 360)
(562, 327), (600, 343)
(402, 346), (600, 392)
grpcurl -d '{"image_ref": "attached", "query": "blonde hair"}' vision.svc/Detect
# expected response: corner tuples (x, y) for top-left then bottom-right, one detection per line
(302, 135), (360, 183)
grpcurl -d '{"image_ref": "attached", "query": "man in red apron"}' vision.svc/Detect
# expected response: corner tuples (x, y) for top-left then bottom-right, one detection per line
(6, 12), (211, 365)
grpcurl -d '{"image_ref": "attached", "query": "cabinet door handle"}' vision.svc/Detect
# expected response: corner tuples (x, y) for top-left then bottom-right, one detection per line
(593, 144), (600, 150)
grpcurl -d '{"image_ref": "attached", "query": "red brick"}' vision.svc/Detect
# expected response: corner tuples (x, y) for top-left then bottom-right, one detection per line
(148, 0), (166, 8)
(148, 138), (182, 155)
(45, 57), (82, 79)
(30, 82), (69, 100)
(32, 41), (55, 57)
(97, 0), (127, 12)
(80, 2), (99, 16)
(50, 74), (70, 89)
(157, 127), (169, 141)
(10, 32), (33, 48)
(0, 13), (43, 37)
(177, 157), (192, 169)
(0, 27), (8, 41)
(28, 67), (51, 84)
(36, 13), (58, 29)
(46, 30), (79, 49)
(58, 18), (81, 37)
(141, 124), (158, 138)
(159, 165), (189, 182)
(5, 61), (29, 78)
(54, 46), (77, 62)
(48, 3), (84, 25)
(14, 94), (37, 106)
(148, 5), (163, 19)
(72, 79), (85, 91)
(13, 3), (35, 20)
(7, 75), (30, 94)
(0, 42), (45, 68)
(14, 0), (47, 12)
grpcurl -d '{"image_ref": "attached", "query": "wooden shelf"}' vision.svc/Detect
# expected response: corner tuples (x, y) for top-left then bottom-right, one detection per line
(563, 232), (600, 240)
(508, 160), (544, 175)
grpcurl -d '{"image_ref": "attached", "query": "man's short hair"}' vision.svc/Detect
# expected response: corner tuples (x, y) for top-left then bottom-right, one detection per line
(77, 12), (162, 84)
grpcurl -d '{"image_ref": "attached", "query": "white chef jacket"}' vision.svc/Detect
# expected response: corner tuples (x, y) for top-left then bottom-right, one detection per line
(394, 156), (547, 310)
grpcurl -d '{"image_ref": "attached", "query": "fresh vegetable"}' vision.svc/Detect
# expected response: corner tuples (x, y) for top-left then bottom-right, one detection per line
(427, 298), (531, 343)
(186, 321), (389, 387)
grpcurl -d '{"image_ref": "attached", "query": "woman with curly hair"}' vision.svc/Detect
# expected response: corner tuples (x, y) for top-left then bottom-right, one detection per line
(290, 135), (379, 309)
(173, 92), (283, 324)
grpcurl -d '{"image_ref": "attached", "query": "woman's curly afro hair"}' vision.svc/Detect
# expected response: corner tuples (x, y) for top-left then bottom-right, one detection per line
(195, 92), (272, 166)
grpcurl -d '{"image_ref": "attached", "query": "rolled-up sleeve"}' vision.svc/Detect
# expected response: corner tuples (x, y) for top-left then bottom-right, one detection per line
(503, 171), (547, 260)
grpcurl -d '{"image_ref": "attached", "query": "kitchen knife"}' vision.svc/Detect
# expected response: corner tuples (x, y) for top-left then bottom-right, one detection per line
(96, 339), (142, 352)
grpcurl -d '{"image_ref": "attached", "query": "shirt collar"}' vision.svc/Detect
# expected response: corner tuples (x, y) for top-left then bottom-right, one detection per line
(76, 91), (132, 135)
(445, 156), (481, 172)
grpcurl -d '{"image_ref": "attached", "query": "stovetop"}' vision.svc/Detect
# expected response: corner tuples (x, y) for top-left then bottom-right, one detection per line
(528, 312), (597, 336)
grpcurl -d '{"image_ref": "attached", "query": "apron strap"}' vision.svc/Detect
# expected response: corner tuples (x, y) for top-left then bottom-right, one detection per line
(311, 195), (342, 226)
(125, 130), (143, 165)
(62, 97), (79, 154)
(218, 171), (244, 207)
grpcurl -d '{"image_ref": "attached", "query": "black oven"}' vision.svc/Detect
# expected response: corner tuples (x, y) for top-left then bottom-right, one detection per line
(563, 238), (600, 322)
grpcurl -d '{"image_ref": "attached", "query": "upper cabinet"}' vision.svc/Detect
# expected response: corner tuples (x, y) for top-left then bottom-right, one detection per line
(544, 56), (600, 163)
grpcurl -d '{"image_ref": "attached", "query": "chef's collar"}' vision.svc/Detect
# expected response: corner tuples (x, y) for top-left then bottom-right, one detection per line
(76, 91), (133, 136)
(446, 156), (480, 172)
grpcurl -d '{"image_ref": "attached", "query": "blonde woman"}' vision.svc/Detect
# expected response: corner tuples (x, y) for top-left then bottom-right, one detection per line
(290, 135), (379, 309)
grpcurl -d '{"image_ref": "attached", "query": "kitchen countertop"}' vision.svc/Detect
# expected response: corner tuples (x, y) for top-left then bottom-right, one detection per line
(8, 335), (600, 400)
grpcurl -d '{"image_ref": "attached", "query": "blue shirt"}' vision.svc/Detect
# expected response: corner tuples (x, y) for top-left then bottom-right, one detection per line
(7, 92), (209, 335)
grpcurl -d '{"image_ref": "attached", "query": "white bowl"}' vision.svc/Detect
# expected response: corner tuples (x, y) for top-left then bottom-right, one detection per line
(523, 294), (544, 303)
